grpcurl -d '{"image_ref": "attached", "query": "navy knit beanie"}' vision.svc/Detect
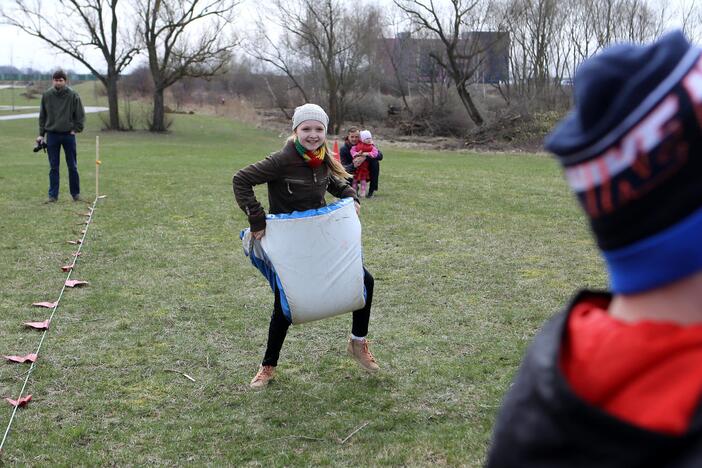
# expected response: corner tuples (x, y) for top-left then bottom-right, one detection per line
(545, 30), (702, 294)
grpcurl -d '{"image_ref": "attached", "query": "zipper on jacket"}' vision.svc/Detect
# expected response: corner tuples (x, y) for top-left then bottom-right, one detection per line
(284, 178), (306, 184)
(283, 177), (306, 194)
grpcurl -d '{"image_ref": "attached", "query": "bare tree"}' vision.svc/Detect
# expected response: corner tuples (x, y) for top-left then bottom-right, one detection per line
(135, 0), (238, 132)
(254, 0), (382, 134)
(244, 25), (311, 104)
(496, 0), (564, 107)
(562, 0), (600, 79)
(394, 0), (499, 126)
(617, 0), (666, 43)
(377, 14), (414, 113)
(589, 0), (665, 47)
(676, 0), (702, 43)
(561, 0), (665, 80)
(1, 0), (139, 129)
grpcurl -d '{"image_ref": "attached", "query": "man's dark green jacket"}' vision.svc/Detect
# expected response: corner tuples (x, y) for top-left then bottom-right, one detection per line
(39, 86), (85, 136)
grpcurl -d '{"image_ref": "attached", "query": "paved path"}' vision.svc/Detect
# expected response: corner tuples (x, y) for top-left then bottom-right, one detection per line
(0, 106), (108, 121)
(0, 105), (36, 110)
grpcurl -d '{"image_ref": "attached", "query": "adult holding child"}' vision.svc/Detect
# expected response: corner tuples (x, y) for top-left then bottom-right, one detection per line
(340, 126), (383, 198)
(233, 104), (380, 389)
(350, 130), (379, 198)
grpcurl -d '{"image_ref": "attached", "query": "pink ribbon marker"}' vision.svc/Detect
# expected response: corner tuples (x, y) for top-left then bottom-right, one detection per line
(5, 395), (32, 407)
(61, 264), (75, 272)
(65, 280), (89, 288)
(4, 354), (38, 364)
(24, 320), (50, 330)
(32, 301), (57, 309)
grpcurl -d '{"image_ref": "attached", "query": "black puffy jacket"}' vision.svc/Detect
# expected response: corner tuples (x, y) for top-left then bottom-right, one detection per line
(487, 290), (702, 468)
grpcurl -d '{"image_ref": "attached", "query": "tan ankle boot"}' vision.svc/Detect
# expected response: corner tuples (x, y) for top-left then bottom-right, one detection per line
(250, 365), (276, 389)
(347, 337), (380, 372)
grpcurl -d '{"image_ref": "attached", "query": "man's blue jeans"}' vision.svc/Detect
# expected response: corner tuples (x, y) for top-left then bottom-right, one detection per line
(46, 132), (80, 199)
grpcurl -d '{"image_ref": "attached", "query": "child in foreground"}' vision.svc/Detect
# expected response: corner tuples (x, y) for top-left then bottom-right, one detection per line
(488, 30), (702, 466)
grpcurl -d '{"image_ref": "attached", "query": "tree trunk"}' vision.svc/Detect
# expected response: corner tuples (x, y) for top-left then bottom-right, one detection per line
(328, 92), (340, 135)
(151, 87), (166, 132)
(105, 75), (121, 130)
(457, 83), (484, 126)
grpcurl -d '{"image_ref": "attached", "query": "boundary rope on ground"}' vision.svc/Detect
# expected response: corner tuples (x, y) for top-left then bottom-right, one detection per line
(0, 196), (99, 453)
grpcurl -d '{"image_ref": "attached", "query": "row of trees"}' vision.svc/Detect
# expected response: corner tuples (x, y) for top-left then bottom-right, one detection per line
(244, 0), (700, 132)
(2, 0), (701, 135)
(496, 0), (697, 109)
(1, 0), (236, 131)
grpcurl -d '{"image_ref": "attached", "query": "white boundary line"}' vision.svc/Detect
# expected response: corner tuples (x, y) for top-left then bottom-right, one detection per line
(0, 196), (100, 454)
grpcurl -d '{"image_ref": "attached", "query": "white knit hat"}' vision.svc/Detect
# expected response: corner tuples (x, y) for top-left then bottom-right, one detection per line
(292, 104), (329, 133)
(359, 130), (372, 142)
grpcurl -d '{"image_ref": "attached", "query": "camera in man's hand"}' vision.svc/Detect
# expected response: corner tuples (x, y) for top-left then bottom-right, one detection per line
(33, 141), (47, 153)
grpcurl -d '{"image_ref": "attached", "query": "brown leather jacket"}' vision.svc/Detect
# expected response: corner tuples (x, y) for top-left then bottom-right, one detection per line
(233, 140), (358, 231)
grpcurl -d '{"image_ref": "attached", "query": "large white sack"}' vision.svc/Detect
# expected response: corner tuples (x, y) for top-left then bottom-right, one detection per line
(241, 197), (365, 324)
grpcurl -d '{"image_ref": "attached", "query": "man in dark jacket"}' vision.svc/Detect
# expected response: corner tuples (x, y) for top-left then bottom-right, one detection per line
(339, 127), (360, 175)
(340, 126), (383, 198)
(37, 69), (85, 203)
(488, 30), (702, 467)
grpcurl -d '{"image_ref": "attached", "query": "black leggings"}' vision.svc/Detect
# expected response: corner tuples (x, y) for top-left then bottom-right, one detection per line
(262, 268), (374, 367)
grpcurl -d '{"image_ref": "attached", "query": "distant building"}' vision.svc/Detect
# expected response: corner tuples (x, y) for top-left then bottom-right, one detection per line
(377, 31), (509, 85)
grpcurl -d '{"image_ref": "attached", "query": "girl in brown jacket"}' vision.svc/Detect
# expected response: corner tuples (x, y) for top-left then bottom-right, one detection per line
(233, 104), (380, 389)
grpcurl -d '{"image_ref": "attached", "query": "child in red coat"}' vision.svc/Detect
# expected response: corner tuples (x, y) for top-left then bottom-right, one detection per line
(350, 130), (379, 197)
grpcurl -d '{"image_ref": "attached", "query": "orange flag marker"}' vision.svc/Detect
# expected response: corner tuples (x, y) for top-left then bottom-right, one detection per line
(332, 140), (340, 161)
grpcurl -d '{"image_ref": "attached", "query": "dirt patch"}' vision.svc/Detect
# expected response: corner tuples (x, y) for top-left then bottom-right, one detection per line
(254, 108), (557, 153)
(463, 111), (559, 153)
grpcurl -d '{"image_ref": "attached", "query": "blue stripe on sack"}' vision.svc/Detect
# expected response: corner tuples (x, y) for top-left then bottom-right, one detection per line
(604, 205), (702, 293)
(275, 276), (293, 323)
(266, 197), (353, 221)
(241, 229), (278, 293)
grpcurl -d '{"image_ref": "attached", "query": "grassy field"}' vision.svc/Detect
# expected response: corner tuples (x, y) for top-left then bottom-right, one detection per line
(0, 101), (605, 465)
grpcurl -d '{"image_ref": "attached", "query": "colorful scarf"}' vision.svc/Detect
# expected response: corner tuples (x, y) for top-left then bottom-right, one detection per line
(294, 138), (326, 168)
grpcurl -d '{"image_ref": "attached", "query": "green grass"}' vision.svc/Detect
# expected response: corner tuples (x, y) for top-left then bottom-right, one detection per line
(0, 81), (108, 108)
(0, 109), (36, 117)
(0, 89), (40, 107)
(0, 108), (605, 465)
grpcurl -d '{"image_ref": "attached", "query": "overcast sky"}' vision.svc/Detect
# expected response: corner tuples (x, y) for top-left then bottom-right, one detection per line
(0, 0), (255, 74)
(0, 0), (696, 75)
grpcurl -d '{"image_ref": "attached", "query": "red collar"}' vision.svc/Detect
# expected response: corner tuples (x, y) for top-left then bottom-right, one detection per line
(560, 298), (702, 435)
